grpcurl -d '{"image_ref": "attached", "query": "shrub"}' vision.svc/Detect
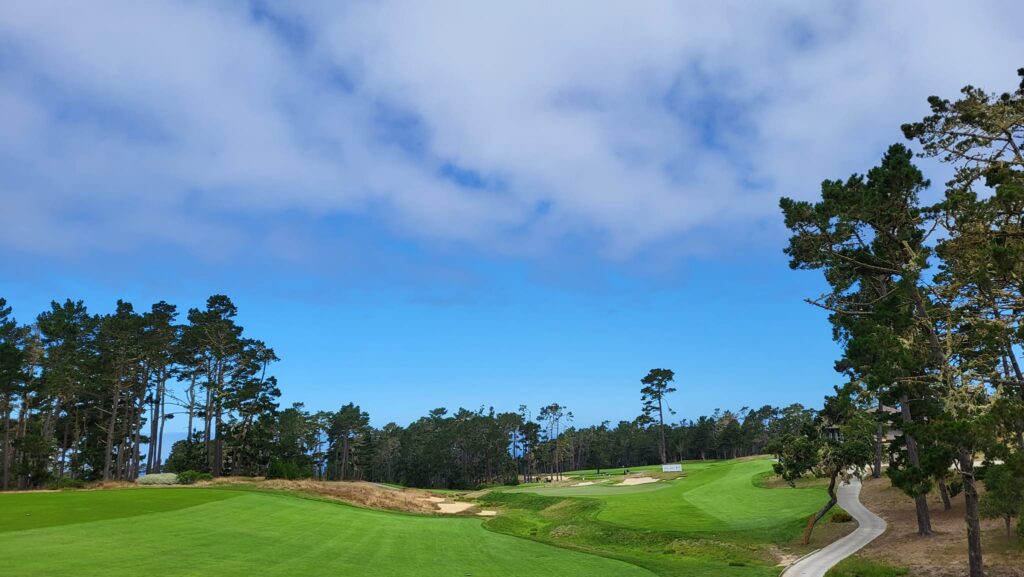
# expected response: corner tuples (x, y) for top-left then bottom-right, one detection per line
(137, 473), (179, 485)
(177, 470), (213, 485)
(267, 459), (309, 480)
(831, 512), (854, 523)
(163, 439), (207, 473)
(46, 477), (86, 490)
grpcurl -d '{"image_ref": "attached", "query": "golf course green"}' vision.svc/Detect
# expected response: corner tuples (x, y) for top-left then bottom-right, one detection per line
(0, 458), (831, 577)
(511, 458), (822, 539)
(477, 457), (832, 577)
(0, 488), (654, 577)
(599, 459), (825, 539)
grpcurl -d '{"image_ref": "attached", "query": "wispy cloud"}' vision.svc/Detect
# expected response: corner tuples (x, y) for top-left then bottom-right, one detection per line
(1, 0), (1021, 265)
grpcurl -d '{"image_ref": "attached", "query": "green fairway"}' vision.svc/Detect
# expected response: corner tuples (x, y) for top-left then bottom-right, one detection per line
(0, 488), (241, 533)
(479, 458), (830, 577)
(0, 488), (655, 577)
(509, 458), (825, 541)
(601, 459), (823, 538)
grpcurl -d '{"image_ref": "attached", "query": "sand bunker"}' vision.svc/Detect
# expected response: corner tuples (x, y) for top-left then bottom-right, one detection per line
(573, 481), (596, 487)
(418, 496), (445, 503)
(436, 502), (475, 514)
(476, 510), (498, 517)
(618, 476), (658, 486)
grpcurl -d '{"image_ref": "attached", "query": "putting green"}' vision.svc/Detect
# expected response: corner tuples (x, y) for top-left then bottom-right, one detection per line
(0, 488), (655, 577)
(510, 458), (825, 541)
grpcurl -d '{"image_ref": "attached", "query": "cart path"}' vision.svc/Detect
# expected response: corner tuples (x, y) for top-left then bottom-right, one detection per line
(782, 477), (886, 577)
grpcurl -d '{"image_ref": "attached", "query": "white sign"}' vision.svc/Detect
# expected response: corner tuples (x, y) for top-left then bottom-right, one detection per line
(662, 463), (682, 473)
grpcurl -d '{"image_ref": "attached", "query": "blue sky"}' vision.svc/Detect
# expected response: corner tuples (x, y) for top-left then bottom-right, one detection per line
(1, 1), (1022, 429)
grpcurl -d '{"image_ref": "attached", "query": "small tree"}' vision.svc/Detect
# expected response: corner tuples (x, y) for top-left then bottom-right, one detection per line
(772, 392), (874, 544)
(538, 403), (572, 480)
(640, 368), (677, 464)
(980, 463), (1024, 538)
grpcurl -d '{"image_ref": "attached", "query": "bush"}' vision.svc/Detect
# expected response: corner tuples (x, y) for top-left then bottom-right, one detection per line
(176, 470), (213, 485)
(163, 439), (207, 474)
(830, 511), (854, 523)
(137, 473), (179, 485)
(266, 459), (309, 480)
(46, 477), (86, 490)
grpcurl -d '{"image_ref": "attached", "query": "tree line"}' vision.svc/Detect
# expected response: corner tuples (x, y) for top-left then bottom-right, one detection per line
(777, 67), (1024, 577)
(0, 295), (281, 489)
(0, 294), (814, 491)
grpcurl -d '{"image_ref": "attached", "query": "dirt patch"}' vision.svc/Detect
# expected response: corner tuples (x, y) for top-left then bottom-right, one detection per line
(618, 476), (658, 486)
(854, 476), (1023, 577)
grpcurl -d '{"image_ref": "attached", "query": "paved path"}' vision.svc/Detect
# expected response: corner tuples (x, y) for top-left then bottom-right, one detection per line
(782, 477), (887, 577)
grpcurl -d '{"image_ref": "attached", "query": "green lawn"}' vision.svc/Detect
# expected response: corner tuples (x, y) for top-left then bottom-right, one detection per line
(479, 457), (831, 577)
(0, 487), (240, 532)
(0, 488), (654, 577)
(599, 459), (825, 540)
(511, 458), (824, 541)
(0, 459), (831, 577)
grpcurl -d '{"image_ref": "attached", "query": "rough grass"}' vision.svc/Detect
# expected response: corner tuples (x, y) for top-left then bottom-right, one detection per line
(206, 477), (444, 514)
(0, 488), (655, 577)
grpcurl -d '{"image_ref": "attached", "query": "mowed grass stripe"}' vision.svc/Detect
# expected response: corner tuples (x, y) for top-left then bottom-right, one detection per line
(0, 489), (656, 577)
(597, 459), (825, 539)
(0, 487), (241, 533)
(506, 458), (825, 542)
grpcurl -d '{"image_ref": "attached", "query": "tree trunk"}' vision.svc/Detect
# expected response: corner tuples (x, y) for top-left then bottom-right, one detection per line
(900, 394), (932, 536)
(939, 478), (952, 511)
(341, 435), (350, 481)
(2, 394), (10, 490)
(103, 388), (120, 481)
(69, 410), (81, 479)
(147, 378), (160, 474)
(873, 402), (884, 479)
(937, 479), (954, 510)
(156, 386), (167, 473)
(212, 403), (223, 477)
(130, 396), (143, 480)
(203, 385), (213, 469)
(658, 398), (667, 465)
(15, 392), (32, 489)
(802, 471), (839, 545)
(959, 452), (984, 577)
(873, 420), (884, 479)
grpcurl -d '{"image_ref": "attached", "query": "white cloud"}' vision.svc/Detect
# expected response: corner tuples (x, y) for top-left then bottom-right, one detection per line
(0, 0), (1021, 262)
